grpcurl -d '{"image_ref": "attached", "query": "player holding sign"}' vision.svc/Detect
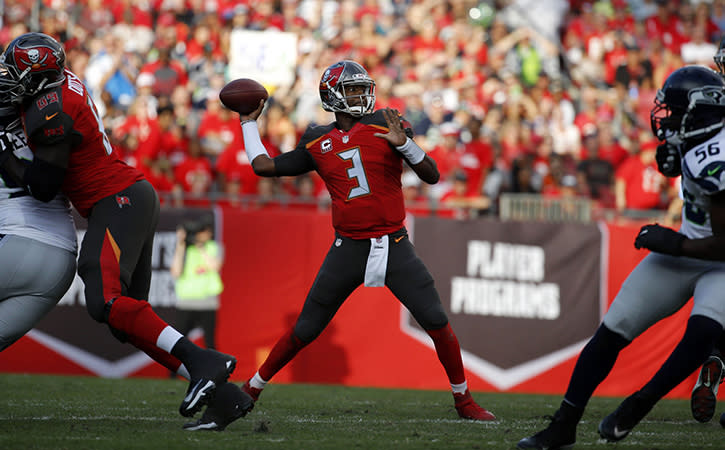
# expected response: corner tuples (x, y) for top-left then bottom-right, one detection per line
(0, 32), (236, 419)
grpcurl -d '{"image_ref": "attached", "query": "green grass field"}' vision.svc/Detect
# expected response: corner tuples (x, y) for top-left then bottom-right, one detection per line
(0, 373), (723, 449)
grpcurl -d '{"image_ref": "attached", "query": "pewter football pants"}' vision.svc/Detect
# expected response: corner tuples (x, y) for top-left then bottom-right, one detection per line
(0, 234), (76, 351)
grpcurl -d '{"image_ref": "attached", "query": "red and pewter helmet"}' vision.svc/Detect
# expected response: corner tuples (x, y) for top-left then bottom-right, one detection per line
(0, 32), (66, 103)
(319, 60), (376, 117)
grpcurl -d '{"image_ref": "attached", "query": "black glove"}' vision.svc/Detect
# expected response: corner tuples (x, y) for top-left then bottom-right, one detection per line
(0, 146), (12, 168)
(655, 142), (681, 177)
(634, 224), (686, 256)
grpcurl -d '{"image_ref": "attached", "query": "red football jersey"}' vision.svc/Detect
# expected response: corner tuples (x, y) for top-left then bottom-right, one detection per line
(296, 110), (408, 239)
(22, 69), (143, 217)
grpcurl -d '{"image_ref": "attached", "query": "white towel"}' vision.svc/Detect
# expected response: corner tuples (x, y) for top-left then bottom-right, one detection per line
(364, 235), (389, 287)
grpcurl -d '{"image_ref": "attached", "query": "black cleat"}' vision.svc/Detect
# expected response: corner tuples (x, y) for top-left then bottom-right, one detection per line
(598, 391), (654, 443)
(691, 355), (725, 423)
(183, 382), (254, 431)
(179, 349), (237, 417)
(517, 407), (578, 449)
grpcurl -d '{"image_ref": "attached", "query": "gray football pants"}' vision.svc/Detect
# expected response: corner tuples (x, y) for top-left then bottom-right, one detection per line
(0, 234), (77, 351)
(604, 251), (725, 340)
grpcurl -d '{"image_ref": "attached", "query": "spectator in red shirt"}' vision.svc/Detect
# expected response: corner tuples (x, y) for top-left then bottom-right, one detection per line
(215, 118), (279, 196)
(215, 173), (243, 209)
(439, 170), (490, 219)
(174, 136), (214, 207)
(110, 0), (153, 28)
(645, 0), (685, 52)
(459, 118), (493, 195)
(411, 19), (446, 65)
(139, 46), (188, 98)
(596, 125), (629, 169)
(402, 170), (431, 217)
(603, 34), (630, 86)
(156, 104), (189, 170)
(287, 173), (326, 211)
(615, 138), (667, 213)
(77, 0), (115, 31)
(113, 95), (161, 173)
(573, 86), (602, 141)
(197, 94), (243, 163)
(142, 158), (178, 206)
(185, 22), (222, 67)
(215, 147), (257, 198)
(427, 122), (462, 183)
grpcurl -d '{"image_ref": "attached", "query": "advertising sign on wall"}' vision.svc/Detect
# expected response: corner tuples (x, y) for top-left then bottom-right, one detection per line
(405, 218), (605, 389)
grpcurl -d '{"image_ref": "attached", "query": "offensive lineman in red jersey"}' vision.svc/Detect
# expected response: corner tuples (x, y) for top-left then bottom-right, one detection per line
(0, 33), (238, 420)
(184, 60), (495, 431)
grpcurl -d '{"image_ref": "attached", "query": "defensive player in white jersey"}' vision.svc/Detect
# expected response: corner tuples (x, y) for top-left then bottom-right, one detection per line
(518, 65), (725, 449)
(681, 41), (725, 425)
(0, 103), (77, 351)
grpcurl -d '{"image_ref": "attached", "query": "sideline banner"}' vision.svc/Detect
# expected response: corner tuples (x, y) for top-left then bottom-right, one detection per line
(406, 218), (604, 390)
(0, 209), (698, 399)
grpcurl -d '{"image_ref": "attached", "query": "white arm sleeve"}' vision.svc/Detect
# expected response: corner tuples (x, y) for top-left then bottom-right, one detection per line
(241, 120), (270, 162)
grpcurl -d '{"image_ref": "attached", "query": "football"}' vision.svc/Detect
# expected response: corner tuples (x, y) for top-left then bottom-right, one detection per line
(219, 78), (268, 114)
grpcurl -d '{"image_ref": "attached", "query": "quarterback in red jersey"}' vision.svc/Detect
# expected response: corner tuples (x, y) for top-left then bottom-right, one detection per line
(185, 60), (495, 431)
(0, 33), (238, 420)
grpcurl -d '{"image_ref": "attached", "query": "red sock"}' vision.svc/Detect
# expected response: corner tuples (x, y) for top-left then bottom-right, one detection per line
(259, 327), (307, 381)
(107, 296), (170, 348)
(126, 334), (182, 373)
(426, 323), (466, 385)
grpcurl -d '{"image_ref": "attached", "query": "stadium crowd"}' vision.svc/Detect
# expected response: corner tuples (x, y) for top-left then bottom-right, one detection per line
(7, 0), (723, 220)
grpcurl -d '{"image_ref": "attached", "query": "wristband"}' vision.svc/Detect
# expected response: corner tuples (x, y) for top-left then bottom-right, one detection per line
(241, 120), (269, 162)
(396, 137), (426, 165)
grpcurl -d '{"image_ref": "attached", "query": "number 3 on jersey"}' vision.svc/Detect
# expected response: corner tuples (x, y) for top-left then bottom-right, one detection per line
(338, 147), (370, 200)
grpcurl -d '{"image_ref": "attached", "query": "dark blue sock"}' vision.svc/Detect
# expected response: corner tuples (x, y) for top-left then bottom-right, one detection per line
(640, 315), (722, 400)
(564, 324), (630, 408)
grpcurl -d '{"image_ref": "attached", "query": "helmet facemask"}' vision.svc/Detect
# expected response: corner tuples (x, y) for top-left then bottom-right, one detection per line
(716, 35), (725, 75)
(651, 97), (679, 142)
(333, 80), (376, 117)
(650, 66), (725, 152)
